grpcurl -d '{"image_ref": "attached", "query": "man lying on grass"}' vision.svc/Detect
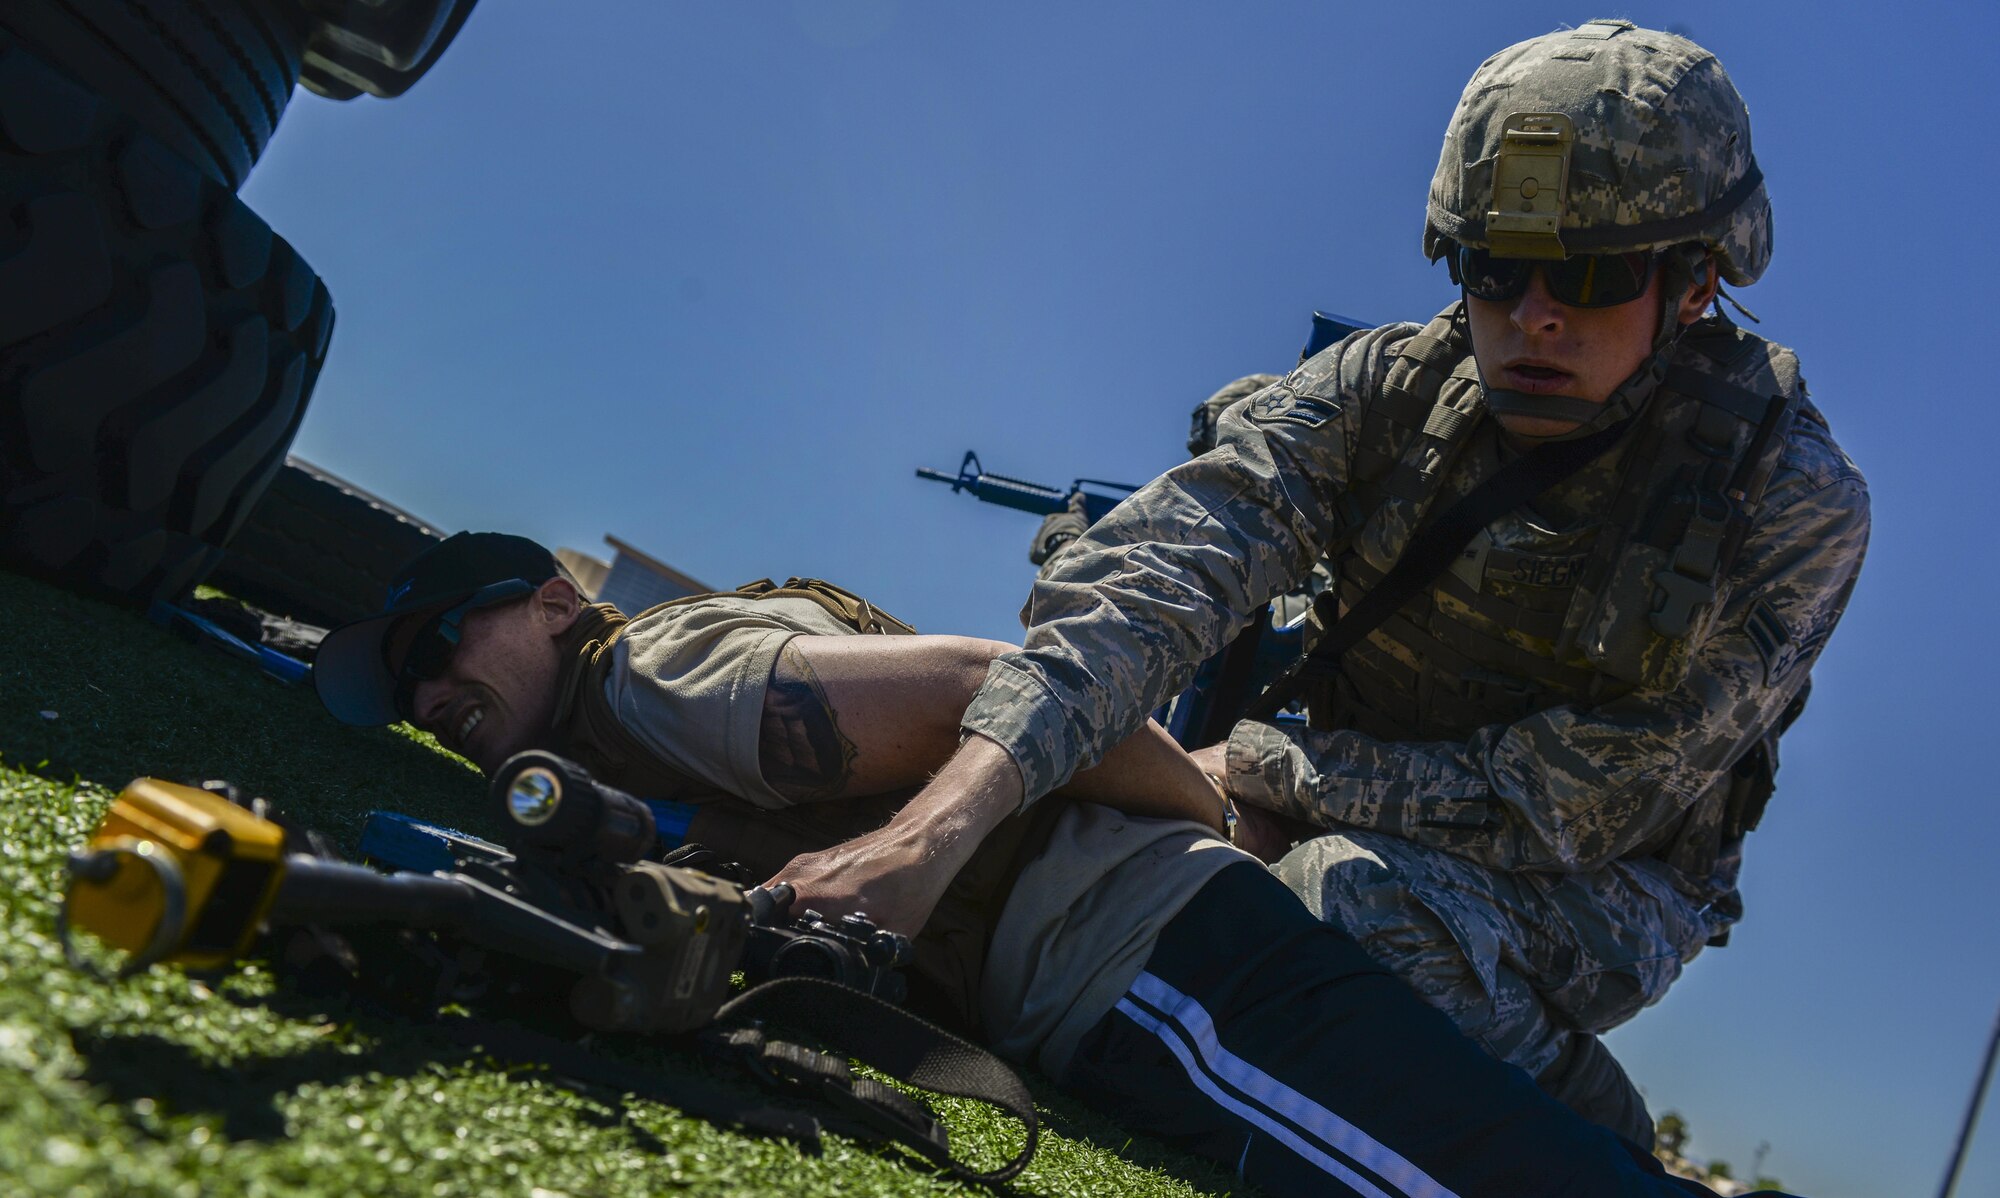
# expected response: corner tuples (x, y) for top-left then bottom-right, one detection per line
(314, 532), (1787, 1198)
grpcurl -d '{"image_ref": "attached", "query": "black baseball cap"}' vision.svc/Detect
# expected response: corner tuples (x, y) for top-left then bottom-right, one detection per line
(314, 532), (565, 726)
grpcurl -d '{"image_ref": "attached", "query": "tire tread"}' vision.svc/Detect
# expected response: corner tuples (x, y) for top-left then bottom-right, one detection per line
(0, 33), (331, 606)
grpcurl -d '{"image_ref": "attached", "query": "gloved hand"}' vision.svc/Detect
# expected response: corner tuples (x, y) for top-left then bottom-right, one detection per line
(1027, 490), (1091, 567)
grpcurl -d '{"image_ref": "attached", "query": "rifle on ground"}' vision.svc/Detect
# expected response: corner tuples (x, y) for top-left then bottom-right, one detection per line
(916, 450), (1137, 524)
(57, 750), (1038, 1183)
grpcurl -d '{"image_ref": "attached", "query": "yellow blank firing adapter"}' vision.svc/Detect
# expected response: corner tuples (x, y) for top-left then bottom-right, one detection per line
(59, 779), (289, 976)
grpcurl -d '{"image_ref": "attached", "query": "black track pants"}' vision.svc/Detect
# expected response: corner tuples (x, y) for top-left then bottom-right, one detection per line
(1061, 863), (1790, 1198)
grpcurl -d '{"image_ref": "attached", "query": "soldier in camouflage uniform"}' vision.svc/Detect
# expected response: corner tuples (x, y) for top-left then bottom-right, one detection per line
(775, 19), (1868, 1149)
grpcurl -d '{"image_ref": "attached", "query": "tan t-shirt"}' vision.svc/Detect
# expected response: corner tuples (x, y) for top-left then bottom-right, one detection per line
(605, 595), (853, 808)
(607, 595), (1254, 1077)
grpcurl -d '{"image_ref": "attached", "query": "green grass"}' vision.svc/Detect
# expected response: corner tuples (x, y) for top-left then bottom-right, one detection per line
(0, 569), (1240, 1197)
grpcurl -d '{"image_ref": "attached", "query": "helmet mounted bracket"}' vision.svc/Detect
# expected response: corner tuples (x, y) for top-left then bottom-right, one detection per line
(1484, 112), (1574, 260)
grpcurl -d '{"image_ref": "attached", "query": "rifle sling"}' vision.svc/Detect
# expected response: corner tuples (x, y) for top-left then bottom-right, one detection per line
(1193, 616), (1268, 747)
(713, 976), (1039, 1184)
(430, 1012), (828, 1143)
(1246, 416), (1632, 723)
(435, 976), (1038, 1186)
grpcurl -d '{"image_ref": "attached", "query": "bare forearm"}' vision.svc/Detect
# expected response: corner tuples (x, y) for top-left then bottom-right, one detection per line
(780, 632), (1219, 830)
(765, 633), (1221, 935)
(1058, 721), (1225, 833)
(898, 733), (1024, 849)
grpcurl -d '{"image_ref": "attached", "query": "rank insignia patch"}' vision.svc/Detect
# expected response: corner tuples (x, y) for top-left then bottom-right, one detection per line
(1250, 389), (1341, 428)
(1745, 599), (1824, 685)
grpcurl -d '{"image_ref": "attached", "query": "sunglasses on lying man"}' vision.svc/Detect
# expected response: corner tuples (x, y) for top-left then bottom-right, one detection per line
(387, 578), (537, 720)
(1446, 242), (1665, 309)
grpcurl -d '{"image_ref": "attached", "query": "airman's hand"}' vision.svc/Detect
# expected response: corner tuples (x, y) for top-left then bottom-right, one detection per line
(1230, 800), (1309, 864)
(765, 734), (1024, 937)
(765, 822), (956, 939)
(1188, 741), (1310, 863)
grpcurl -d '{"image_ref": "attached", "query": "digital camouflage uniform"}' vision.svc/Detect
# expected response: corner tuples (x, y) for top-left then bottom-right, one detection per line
(1027, 372), (1285, 584)
(965, 18), (1870, 1129)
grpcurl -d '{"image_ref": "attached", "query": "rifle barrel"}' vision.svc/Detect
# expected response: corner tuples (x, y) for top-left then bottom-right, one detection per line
(273, 855), (478, 926)
(272, 856), (637, 975)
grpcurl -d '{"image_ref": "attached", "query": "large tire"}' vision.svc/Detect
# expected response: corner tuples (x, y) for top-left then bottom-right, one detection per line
(210, 457), (445, 629)
(0, 0), (305, 191)
(0, 35), (334, 607)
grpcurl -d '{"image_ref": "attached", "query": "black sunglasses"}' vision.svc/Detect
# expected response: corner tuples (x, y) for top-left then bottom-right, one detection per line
(388, 578), (537, 720)
(1448, 243), (1659, 309)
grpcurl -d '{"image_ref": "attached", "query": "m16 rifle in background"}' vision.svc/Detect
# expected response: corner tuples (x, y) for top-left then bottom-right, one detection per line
(915, 451), (1138, 525)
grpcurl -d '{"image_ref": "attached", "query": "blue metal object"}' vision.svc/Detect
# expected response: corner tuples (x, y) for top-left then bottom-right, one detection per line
(359, 798), (697, 874)
(147, 601), (311, 685)
(359, 811), (508, 873)
(916, 451), (1137, 524)
(1162, 605), (1311, 747)
(646, 798), (695, 847)
(1301, 311), (1374, 362)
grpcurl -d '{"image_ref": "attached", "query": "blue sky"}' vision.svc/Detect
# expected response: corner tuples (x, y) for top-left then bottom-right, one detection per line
(241, 3), (1999, 1192)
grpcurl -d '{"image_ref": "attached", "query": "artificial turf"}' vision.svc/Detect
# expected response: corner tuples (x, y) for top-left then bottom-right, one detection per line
(0, 568), (1241, 1197)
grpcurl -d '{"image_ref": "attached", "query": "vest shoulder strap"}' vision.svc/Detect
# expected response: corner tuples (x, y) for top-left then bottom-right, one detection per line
(1351, 308), (1486, 522)
(1351, 309), (1469, 483)
(730, 577), (919, 636)
(631, 577), (916, 636)
(1582, 322), (1804, 675)
(1668, 321), (1807, 513)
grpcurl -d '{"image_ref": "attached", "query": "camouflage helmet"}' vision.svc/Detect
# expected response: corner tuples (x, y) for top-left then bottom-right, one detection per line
(1424, 19), (1770, 286)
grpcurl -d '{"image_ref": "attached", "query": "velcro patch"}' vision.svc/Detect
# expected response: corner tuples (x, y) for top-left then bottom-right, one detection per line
(1250, 388), (1342, 428)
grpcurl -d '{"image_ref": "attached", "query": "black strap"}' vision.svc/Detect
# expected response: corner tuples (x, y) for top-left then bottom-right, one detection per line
(433, 976), (1038, 1185)
(431, 1013), (830, 1144)
(1192, 616), (1269, 747)
(714, 977), (1039, 1184)
(703, 1025), (953, 1161)
(1247, 417), (1631, 722)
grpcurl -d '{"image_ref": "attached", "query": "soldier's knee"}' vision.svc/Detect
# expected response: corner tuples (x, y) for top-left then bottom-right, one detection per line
(1276, 830), (1429, 927)
(1278, 834), (1478, 988)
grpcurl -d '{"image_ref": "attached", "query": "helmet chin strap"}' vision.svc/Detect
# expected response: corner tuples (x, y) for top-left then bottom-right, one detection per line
(1460, 248), (1701, 443)
(1480, 391), (1610, 428)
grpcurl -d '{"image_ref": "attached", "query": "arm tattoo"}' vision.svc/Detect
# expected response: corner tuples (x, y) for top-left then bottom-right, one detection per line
(758, 639), (859, 803)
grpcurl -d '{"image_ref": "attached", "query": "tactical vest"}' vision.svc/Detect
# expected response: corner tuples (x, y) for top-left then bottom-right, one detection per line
(1301, 305), (1812, 909)
(545, 577), (1064, 1033)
